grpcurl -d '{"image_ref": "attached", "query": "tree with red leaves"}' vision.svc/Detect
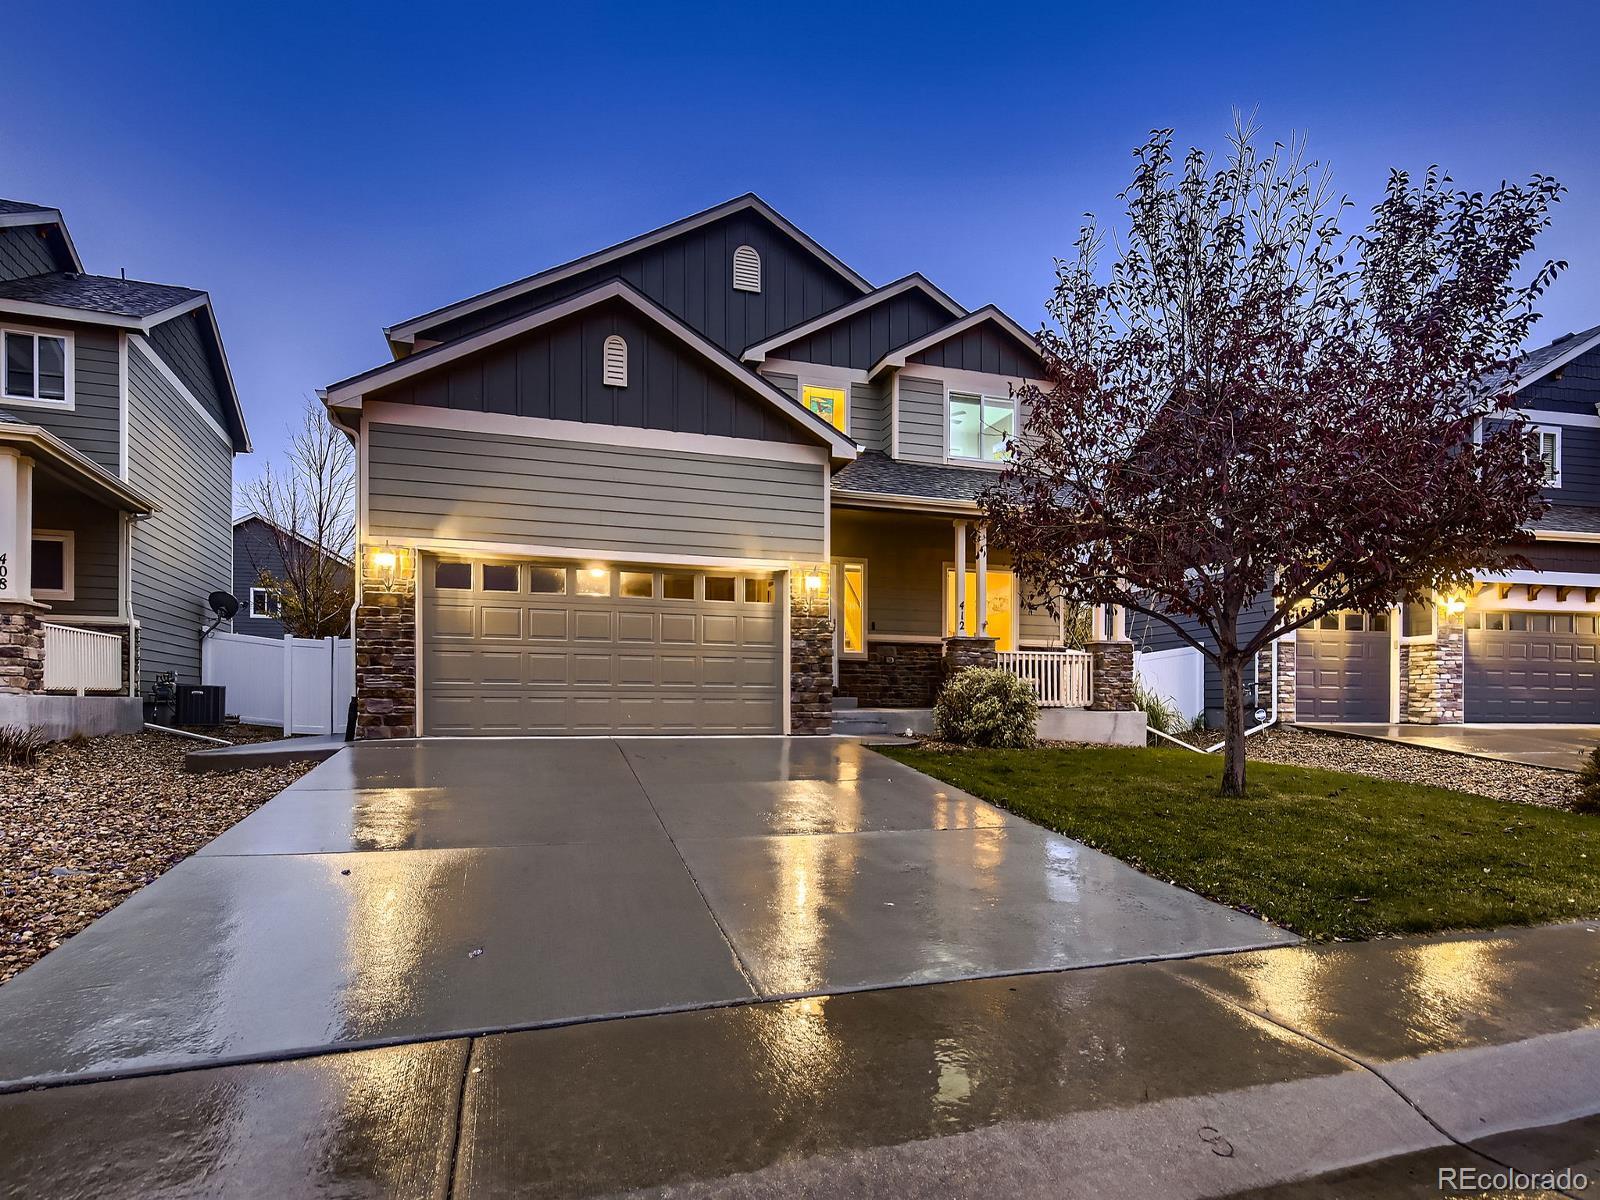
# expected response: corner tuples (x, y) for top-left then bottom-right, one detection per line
(984, 121), (1564, 795)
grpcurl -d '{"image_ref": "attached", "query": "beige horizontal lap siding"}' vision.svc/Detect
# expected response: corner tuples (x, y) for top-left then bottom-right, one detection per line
(850, 381), (889, 453)
(897, 374), (944, 463)
(367, 423), (825, 561)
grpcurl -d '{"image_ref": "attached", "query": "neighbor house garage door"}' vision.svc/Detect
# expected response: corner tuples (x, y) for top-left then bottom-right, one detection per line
(421, 556), (782, 735)
(1465, 610), (1600, 723)
(1295, 611), (1391, 721)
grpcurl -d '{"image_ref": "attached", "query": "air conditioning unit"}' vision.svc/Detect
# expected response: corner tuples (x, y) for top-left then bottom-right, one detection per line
(176, 684), (226, 726)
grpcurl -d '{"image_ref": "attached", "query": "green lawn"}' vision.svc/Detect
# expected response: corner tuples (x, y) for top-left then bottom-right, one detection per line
(880, 744), (1600, 941)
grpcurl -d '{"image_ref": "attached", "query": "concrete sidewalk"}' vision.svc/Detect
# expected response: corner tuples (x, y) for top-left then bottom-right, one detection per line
(2, 922), (1595, 1198)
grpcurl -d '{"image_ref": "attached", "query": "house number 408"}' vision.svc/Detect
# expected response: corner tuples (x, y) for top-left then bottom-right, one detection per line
(0, 551), (8, 592)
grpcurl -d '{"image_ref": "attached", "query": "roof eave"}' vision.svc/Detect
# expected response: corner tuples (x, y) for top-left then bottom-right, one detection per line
(741, 274), (968, 365)
(1, 423), (157, 513)
(0, 209), (83, 273)
(866, 305), (1045, 381)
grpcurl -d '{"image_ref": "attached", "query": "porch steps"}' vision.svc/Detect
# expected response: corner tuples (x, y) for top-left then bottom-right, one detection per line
(831, 709), (890, 736)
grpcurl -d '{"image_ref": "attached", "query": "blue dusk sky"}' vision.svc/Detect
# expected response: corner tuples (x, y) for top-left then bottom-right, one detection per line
(5, 1), (1599, 477)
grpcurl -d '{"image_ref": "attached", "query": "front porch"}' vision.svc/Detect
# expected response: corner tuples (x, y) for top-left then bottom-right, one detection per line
(827, 504), (1142, 742)
(0, 424), (148, 737)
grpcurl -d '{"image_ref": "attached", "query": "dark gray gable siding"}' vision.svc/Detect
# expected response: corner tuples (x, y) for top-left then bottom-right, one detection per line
(370, 298), (805, 444)
(1517, 340), (1600, 416)
(0, 226), (58, 282)
(232, 519), (288, 638)
(764, 290), (955, 370)
(420, 211), (861, 357)
(128, 348), (234, 687)
(1489, 409), (1600, 510)
(146, 310), (229, 429)
(909, 321), (1040, 377)
(2, 325), (122, 474)
(1522, 540), (1600, 574)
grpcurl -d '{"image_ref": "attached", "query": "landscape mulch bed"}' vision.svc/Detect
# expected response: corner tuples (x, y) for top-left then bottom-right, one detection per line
(1, 728), (314, 984)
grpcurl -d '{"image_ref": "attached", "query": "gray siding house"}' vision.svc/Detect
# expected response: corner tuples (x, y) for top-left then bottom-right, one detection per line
(1132, 323), (1600, 728)
(232, 515), (353, 638)
(325, 196), (1128, 740)
(0, 199), (249, 724)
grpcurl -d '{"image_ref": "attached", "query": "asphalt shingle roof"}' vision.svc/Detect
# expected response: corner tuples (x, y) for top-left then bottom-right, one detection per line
(832, 450), (1002, 503)
(0, 272), (202, 320)
(1515, 323), (1600, 386)
(1529, 504), (1600, 536)
(0, 199), (56, 217)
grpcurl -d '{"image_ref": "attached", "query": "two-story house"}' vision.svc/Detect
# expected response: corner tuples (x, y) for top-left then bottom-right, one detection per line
(0, 199), (250, 734)
(322, 195), (1141, 739)
(1132, 322), (1600, 728)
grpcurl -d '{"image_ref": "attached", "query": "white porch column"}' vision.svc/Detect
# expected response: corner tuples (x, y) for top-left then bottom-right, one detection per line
(1112, 603), (1127, 640)
(1091, 603), (1107, 641)
(975, 522), (989, 640)
(0, 449), (31, 603)
(953, 519), (968, 636)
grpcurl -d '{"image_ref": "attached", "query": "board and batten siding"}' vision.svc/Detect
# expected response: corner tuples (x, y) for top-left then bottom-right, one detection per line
(2, 326), (122, 474)
(766, 290), (955, 371)
(127, 345), (234, 687)
(366, 422), (826, 563)
(896, 374), (945, 463)
(910, 322), (1039, 377)
(0, 226), (58, 282)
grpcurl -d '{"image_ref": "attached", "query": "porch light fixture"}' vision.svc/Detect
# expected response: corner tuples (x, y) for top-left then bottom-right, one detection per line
(368, 544), (408, 592)
(1442, 594), (1468, 616)
(803, 571), (824, 593)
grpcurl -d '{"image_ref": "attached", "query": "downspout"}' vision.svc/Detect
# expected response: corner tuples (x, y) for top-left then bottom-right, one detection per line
(1202, 641), (1278, 752)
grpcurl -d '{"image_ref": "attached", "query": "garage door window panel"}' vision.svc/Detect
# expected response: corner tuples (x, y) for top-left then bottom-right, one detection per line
(663, 573), (696, 600)
(435, 561), (472, 590)
(482, 564), (519, 592)
(529, 567), (567, 594)
(705, 575), (736, 602)
(577, 569), (612, 597)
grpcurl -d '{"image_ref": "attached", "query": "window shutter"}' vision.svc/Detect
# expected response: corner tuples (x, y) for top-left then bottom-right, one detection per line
(602, 335), (628, 388)
(732, 245), (761, 293)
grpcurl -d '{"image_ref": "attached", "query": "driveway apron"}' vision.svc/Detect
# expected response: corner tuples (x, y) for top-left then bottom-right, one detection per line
(0, 738), (1293, 1088)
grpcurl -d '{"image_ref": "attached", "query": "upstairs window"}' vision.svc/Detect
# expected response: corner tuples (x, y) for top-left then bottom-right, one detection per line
(1529, 426), (1561, 487)
(602, 335), (628, 388)
(732, 245), (761, 293)
(949, 393), (1014, 462)
(3, 329), (69, 406)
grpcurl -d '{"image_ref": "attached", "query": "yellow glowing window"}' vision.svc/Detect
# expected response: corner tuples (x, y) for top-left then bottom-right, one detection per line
(802, 385), (847, 432)
(944, 568), (1015, 651)
(838, 562), (866, 657)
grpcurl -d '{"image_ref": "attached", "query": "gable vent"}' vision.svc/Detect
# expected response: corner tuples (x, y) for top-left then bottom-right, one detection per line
(602, 335), (628, 387)
(732, 244), (762, 293)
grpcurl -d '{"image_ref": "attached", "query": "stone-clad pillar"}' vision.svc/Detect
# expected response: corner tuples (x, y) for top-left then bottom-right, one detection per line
(0, 604), (43, 694)
(789, 566), (833, 735)
(1400, 609), (1464, 724)
(1275, 636), (1296, 724)
(1088, 639), (1135, 711)
(354, 544), (418, 739)
(943, 635), (997, 675)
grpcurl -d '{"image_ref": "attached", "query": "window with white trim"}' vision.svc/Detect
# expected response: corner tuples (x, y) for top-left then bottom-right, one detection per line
(32, 531), (74, 601)
(732, 245), (761, 293)
(3, 329), (70, 407)
(1529, 426), (1561, 487)
(250, 587), (282, 619)
(948, 392), (1014, 462)
(602, 335), (628, 387)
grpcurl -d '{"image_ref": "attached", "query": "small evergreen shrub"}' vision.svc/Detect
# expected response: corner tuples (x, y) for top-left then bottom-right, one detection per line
(934, 668), (1038, 748)
(1576, 747), (1600, 815)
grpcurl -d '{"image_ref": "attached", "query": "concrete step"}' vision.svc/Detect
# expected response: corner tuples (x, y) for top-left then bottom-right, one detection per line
(832, 696), (859, 710)
(831, 711), (890, 735)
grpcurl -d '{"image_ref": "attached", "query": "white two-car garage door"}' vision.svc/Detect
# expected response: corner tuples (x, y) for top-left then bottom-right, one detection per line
(421, 556), (782, 736)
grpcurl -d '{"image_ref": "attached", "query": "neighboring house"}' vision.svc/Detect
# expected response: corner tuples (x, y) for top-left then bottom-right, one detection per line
(323, 195), (1138, 739)
(0, 199), (249, 730)
(232, 513), (353, 638)
(1132, 323), (1600, 727)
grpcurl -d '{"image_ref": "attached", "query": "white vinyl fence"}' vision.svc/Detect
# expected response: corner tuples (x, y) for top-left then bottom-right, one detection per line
(1133, 645), (1206, 726)
(995, 649), (1094, 708)
(202, 630), (354, 734)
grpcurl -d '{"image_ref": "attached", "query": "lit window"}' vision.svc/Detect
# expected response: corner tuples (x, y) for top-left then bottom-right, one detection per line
(602, 335), (628, 388)
(482, 564), (518, 592)
(838, 562), (866, 657)
(249, 587), (281, 618)
(32, 531), (73, 600)
(1529, 427), (1561, 486)
(801, 385), (847, 432)
(732, 245), (761, 293)
(949, 393), (1014, 462)
(576, 567), (611, 596)
(943, 568), (1016, 651)
(4, 330), (69, 405)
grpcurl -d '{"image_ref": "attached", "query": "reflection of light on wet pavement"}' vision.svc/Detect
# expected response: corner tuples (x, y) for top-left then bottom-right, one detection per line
(334, 855), (454, 1031)
(1044, 837), (1082, 905)
(350, 788), (425, 851)
(933, 1036), (975, 1112)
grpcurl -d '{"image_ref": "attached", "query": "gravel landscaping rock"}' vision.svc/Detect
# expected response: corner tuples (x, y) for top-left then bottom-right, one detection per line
(1242, 727), (1578, 809)
(1, 729), (314, 985)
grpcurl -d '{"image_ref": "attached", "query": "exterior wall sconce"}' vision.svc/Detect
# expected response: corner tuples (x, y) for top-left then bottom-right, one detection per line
(1442, 594), (1468, 616)
(803, 571), (824, 593)
(367, 544), (412, 592)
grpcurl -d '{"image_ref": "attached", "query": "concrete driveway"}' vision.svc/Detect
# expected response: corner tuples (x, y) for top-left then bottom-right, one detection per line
(0, 738), (1293, 1089)
(1304, 722), (1600, 770)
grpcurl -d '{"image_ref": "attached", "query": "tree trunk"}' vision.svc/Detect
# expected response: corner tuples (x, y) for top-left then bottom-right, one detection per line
(1219, 653), (1248, 796)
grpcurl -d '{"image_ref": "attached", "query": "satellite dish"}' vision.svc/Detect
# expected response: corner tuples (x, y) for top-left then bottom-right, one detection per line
(208, 591), (240, 619)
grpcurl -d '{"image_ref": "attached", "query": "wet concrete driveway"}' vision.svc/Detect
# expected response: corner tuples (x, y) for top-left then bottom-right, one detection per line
(0, 737), (1292, 1089)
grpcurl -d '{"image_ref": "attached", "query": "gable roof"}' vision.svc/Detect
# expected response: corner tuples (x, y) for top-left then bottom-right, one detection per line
(384, 194), (874, 351)
(831, 450), (998, 512)
(741, 274), (966, 364)
(0, 272), (206, 323)
(866, 304), (1045, 381)
(326, 278), (859, 459)
(1510, 323), (1600, 392)
(0, 199), (83, 272)
(234, 512), (354, 566)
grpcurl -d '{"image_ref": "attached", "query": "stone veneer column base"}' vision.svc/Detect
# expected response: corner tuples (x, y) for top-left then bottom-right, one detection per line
(1401, 614), (1464, 724)
(355, 547), (418, 739)
(789, 568), (834, 735)
(0, 604), (44, 695)
(1275, 637), (1296, 723)
(1088, 640), (1135, 711)
(837, 641), (944, 708)
(942, 635), (998, 676)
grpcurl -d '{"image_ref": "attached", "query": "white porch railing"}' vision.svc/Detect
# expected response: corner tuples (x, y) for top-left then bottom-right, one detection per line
(996, 649), (1093, 708)
(42, 623), (123, 696)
